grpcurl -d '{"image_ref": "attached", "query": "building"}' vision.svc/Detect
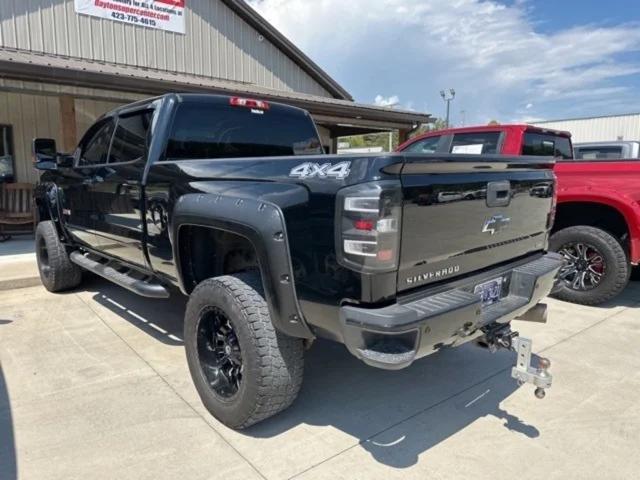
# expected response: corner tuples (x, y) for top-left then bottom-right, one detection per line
(533, 113), (640, 144)
(0, 0), (429, 184)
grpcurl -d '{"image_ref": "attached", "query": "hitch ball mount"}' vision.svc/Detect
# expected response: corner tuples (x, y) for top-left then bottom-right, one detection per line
(511, 336), (552, 399)
(480, 327), (552, 399)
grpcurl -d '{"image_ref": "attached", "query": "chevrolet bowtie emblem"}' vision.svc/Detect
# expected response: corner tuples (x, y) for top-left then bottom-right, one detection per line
(482, 214), (511, 235)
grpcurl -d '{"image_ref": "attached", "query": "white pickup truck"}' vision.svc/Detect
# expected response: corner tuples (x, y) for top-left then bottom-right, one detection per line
(574, 141), (640, 160)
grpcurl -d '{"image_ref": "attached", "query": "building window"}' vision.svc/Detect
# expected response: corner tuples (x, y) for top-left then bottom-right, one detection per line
(0, 125), (14, 182)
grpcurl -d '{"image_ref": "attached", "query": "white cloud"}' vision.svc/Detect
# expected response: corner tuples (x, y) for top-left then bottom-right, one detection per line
(525, 103), (533, 110)
(374, 95), (400, 107)
(248, 0), (640, 123)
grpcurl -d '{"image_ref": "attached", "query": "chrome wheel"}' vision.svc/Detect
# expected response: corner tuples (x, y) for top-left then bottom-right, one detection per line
(558, 242), (605, 291)
(196, 307), (243, 399)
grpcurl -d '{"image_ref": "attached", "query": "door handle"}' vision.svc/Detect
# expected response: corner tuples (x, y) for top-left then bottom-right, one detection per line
(486, 181), (511, 207)
(83, 175), (104, 186)
(117, 182), (138, 195)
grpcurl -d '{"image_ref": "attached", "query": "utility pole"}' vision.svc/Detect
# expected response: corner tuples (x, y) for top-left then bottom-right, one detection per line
(460, 110), (466, 127)
(440, 89), (456, 128)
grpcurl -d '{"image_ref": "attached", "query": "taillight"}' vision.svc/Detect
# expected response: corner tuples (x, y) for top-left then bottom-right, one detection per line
(230, 97), (270, 110)
(335, 181), (403, 273)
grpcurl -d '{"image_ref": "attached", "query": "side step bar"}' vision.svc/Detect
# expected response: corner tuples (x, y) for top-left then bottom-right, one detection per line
(70, 251), (170, 299)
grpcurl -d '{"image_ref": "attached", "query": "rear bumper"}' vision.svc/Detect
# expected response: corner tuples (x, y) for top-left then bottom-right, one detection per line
(339, 252), (564, 370)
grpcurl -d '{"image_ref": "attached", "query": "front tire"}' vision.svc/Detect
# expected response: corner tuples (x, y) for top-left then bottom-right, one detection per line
(184, 273), (304, 429)
(35, 221), (82, 293)
(550, 226), (630, 305)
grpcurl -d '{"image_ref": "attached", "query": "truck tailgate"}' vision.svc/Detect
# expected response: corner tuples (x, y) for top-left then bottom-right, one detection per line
(398, 155), (555, 291)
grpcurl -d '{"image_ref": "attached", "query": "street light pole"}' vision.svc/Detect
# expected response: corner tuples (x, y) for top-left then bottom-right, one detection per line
(440, 89), (456, 128)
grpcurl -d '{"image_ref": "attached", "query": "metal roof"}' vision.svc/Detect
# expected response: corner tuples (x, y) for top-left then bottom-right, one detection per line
(222, 0), (353, 101)
(0, 47), (430, 132)
(534, 112), (640, 124)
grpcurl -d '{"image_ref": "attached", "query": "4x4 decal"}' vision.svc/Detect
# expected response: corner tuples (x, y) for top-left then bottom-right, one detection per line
(289, 161), (351, 180)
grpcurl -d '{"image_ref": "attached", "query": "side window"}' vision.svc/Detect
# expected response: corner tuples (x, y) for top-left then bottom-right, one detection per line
(78, 119), (115, 167)
(403, 136), (441, 153)
(109, 111), (152, 164)
(523, 133), (573, 159)
(552, 136), (573, 159)
(450, 132), (500, 154)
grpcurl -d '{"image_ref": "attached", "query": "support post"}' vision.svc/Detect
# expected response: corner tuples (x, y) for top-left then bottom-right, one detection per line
(330, 137), (339, 154)
(59, 95), (77, 152)
(398, 129), (410, 146)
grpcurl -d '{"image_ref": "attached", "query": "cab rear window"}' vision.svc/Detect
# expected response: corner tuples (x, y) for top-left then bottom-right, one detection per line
(164, 103), (322, 160)
(523, 132), (573, 159)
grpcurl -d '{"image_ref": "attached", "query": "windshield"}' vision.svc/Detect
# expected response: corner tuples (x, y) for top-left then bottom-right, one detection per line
(164, 103), (323, 160)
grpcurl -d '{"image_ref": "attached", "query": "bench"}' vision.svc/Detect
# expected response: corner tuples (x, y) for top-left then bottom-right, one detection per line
(0, 183), (36, 242)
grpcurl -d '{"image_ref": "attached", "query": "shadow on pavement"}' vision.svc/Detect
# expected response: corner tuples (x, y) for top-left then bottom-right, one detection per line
(247, 340), (536, 468)
(86, 276), (186, 347)
(81, 277), (540, 469)
(0, 360), (17, 480)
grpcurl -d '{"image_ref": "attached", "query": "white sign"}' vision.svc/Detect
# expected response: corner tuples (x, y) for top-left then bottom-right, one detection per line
(451, 144), (484, 155)
(74, 0), (186, 34)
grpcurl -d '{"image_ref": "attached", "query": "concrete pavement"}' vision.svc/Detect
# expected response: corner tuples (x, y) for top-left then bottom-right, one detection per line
(0, 236), (39, 291)
(1, 276), (639, 480)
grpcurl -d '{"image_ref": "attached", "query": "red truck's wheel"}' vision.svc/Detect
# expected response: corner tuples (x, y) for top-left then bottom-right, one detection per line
(550, 226), (630, 305)
(184, 272), (304, 429)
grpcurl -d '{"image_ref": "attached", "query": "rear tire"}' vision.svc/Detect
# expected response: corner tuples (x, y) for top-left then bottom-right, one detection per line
(184, 272), (304, 429)
(550, 226), (630, 305)
(35, 221), (82, 293)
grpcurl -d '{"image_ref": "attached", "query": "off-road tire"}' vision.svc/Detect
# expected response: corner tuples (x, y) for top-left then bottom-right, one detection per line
(550, 226), (630, 305)
(35, 221), (82, 292)
(184, 272), (304, 429)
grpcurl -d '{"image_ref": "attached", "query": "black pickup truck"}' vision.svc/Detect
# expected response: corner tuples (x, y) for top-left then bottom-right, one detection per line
(33, 94), (562, 429)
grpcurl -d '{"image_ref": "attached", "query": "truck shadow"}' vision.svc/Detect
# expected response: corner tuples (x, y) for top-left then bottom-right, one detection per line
(84, 277), (538, 469)
(247, 340), (537, 468)
(0, 362), (17, 480)
(86, 277), (187, 347)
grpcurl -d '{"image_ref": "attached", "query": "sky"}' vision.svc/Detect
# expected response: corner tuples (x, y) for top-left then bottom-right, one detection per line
(247, 0), (640, 125)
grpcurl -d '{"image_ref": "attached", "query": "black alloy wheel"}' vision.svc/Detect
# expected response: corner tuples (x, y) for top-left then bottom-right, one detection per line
(196, 307), (243, 399)
(557, 242), (605, 291)
(550, 226), (630, 306)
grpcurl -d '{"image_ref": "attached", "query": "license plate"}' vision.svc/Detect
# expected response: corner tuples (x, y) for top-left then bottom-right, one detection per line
(474, 277), (503, 307)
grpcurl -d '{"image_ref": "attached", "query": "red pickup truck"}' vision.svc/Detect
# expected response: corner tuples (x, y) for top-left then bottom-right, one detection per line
(398, 125), (640, 305)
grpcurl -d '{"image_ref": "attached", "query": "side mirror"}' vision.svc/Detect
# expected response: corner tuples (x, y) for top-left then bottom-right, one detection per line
(33, 138), (58, 171)
(57, 155), (75, 169)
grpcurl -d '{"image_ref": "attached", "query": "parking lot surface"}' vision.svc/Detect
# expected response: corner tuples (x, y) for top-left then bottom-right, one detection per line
(1, 277), (639, 480)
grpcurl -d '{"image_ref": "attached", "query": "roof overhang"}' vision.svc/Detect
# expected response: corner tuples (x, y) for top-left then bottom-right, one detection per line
(0, 48), (431, 136)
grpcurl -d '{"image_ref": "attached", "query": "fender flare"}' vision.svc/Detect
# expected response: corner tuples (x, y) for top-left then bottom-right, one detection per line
(557, 192), (640, 262)
(172, 193), (314, 339)
(34, 183), (69, 240)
